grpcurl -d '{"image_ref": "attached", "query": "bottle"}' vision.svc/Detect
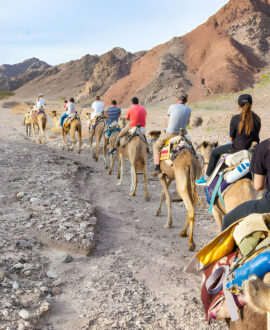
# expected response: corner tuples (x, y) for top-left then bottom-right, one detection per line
(226, 159), (250, 184)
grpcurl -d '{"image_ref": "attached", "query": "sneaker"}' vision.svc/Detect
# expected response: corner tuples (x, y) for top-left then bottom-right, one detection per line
(196, 176), (207, 186)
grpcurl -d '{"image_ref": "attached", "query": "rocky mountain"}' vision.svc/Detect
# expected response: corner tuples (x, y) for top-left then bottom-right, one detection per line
(13, 48), (146, 101)
(0, 58), (50, 92)
(6, 0), (270, 105)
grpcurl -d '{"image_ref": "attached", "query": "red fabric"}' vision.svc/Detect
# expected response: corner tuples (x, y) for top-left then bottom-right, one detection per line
(201, 251), (239, 323)
(126, 105), (147, 127)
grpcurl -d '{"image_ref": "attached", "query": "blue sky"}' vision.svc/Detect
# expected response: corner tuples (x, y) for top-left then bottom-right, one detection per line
(0, 0), (228, 65)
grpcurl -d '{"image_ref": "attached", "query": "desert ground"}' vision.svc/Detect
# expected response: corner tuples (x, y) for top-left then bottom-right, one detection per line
(0, 79), (269, 329)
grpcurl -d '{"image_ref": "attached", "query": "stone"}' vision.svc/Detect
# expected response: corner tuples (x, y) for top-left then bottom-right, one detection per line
(39, 302), (50, 316)
(64, 233), (74, 241)
(17, 192), (25, 198)
(40, 286), (49, 292)
(13, 281), (19, 289)
(62, 254), (73, 263)
(2, 309), (9, 317)
(13, 263), (24, 270)
(46, 271), (57, 279)
(0, 268), (6, 281)
(19, 309), (30, 320)
(30, 197), (41, 204)
(51, 287), (62, 296)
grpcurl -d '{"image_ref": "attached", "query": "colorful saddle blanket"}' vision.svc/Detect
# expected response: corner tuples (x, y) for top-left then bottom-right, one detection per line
(119, 125), (149, 152)
(32, 109), (46, 119)
(160, 135), (194, 161)
(63, 114), (80, 126)
(105, 121), (120, 138)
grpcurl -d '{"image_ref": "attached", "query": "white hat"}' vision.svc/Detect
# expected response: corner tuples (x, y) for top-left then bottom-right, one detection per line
(39, 93), (43, 96)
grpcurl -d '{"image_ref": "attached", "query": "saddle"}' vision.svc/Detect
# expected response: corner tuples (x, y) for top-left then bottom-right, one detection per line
(105, 121), (120, 138)
(32, 109), (46, 119)
(160, 133), (196, 164)
(63, 114), (80, 128)
(205, 150), (252, 213)
(119, 125), (149, 152)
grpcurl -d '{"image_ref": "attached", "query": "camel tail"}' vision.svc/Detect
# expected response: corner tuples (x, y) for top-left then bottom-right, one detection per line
(188, 160), (202, 207)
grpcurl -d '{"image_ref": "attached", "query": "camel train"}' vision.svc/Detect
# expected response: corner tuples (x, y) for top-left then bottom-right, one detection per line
(23, 94), (270, 329)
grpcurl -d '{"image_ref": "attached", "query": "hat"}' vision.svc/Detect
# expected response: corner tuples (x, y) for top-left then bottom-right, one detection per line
(39, 93), (43, 97)
(238, 94), (252, 107)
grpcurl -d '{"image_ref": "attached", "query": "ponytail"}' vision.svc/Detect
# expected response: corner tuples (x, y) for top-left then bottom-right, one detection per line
(239, 103), (253, 135)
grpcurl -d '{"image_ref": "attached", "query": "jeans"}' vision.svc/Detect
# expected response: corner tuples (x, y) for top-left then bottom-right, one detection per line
(206, 143), (234, 177)
(222, 190), (270, 231)
(60, 113), (68, 127)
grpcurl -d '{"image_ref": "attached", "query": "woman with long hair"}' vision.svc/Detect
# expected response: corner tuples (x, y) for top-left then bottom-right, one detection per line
(196, 94), (261, 185)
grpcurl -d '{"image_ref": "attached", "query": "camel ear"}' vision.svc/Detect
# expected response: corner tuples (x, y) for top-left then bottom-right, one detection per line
(213, 141), (218, 148)
(201, 141), (209, 148)
(52, 111), (57, 116)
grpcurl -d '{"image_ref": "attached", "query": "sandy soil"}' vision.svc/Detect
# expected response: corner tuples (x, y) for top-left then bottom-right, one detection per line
(0, 82), (269, 329)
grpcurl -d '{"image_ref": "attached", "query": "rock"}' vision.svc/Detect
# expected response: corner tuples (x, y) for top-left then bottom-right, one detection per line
(64, 233), (74, 241)
(40, 286), (49, 292)
(30, 197), (41, 204)
(46, 271), (57, 279)
(13, 281), (19, 289)
(17, 192), (25, 198)
(13, 263), (24, 270)
(51, 287), (62, 296)
(62, 254), (73, 263)
(2, 309), (9, 317)
(19, 309), (30, 320)
(0, 268), (7, 281)
(39, 302), (50, 316)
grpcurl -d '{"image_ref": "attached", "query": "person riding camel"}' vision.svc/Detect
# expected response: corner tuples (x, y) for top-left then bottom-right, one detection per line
(105, 100), (121, 125)
(32, 93), (45, 116)
(222, 138), (270, 231)
(152, 93), (191, 175)
(196, 94), (261, 185)
(60, 97), (76, 127)
(116, 96), (147, 145)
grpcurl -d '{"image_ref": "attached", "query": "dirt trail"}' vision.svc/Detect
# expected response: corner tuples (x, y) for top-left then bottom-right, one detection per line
(0, 106), (228, 329)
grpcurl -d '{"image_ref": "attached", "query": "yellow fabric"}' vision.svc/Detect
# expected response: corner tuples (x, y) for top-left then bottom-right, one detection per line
(159, 138), (173, 161)
(24, 113), (32, 124)
(186, 219), (242, 274)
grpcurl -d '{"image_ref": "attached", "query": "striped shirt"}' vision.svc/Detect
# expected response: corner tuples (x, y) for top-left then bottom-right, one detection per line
(106, 106), (121, 124)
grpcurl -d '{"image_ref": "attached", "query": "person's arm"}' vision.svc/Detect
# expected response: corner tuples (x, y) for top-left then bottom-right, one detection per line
(229, 116), (236, 141)
(105, 110), (109, 119)
(253, 174), (265, 191)
(126, 109), (130, 121)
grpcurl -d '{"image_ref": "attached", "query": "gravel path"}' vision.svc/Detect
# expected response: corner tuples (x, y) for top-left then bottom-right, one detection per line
(0, 106), (228, 330)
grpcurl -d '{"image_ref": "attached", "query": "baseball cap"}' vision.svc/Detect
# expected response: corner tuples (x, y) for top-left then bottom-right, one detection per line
(238, 94), (252, 107)
(39, 93), (43, 97)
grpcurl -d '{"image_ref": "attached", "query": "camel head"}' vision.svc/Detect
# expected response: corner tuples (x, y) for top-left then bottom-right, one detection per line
(149, 130), (161, 140)
(49, 110), (57, 118)
(198, 141), (218, 164)
(119, 117), (127, 129)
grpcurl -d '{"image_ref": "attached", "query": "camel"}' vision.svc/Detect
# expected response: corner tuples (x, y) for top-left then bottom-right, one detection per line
(228, 273), (270, 329)
(103, 118), (126, 175)
(88, 115), (105, 162)
(49, 111), (82, 154)
(199, 141), (261, 230)
(151, 130), (202, 251)
(116, 118), (149, 200)
(31, 109), (47, 144)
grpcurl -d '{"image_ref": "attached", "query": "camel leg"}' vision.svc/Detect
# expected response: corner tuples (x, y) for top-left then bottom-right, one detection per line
(77, 126), (82, 154)
(39, 127), (44, 144)
(62, 131), (67, 150)
(177, 180), (196, 251)
(117, 153), (121, 179)
(95, 136), (101, 162)
(89, 128), (93, 152)
(130, 166), (135, 191)
(70, 128), (77, 151)
(156, 179), (172, 216)
(117, 154), (124, 186)
(32, 124), (37, 142)
(143, 164), (150, 201)
(158, 174), (172, 228)
(108, 154), (114, 175)
(103, 137), (108, 168)
(130, 164), (137, 196)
